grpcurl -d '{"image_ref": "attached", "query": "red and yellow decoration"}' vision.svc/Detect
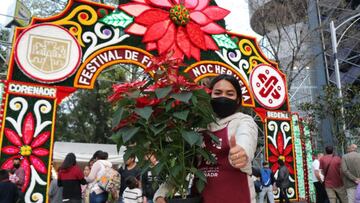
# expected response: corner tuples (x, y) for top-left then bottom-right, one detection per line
(0, 0), (301, 201)
(119, 0), (229, 60)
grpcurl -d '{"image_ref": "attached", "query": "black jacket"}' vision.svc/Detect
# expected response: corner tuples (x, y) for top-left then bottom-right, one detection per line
(0, 180), (19, 203)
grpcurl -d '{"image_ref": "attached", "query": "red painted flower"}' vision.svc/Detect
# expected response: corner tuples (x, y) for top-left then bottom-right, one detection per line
(268, 131), (294, 175)
(119, 0), (229, 60)
(1, 112), (50, 192)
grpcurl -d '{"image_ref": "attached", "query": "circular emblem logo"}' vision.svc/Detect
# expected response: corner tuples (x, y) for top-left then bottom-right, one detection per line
(250, 64), (286, 109)
(15, 24), (81, 83)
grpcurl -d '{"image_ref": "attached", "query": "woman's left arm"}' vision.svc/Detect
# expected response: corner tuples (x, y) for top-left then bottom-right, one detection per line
(228, 114), (258, 174)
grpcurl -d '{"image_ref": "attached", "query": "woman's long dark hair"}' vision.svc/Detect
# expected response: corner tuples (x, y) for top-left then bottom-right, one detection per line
(209, 74), (243, 102)
(60, 153), (77, 170)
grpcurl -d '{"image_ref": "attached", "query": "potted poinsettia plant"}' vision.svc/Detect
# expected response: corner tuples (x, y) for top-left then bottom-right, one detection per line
(109, 52), (217, 201)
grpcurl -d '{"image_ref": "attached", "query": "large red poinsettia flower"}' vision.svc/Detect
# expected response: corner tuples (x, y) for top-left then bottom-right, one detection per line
(119, 0), (229, 60)
(1, 112), (50, 192)
(268, 131), (294, 175)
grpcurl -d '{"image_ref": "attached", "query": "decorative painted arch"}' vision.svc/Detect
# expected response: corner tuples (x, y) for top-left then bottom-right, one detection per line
(0, 0), (303, 202)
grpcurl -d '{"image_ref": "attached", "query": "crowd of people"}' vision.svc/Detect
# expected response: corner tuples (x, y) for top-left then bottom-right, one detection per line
(312, 144), (360, 203)
(47, 150), (159, 203)
(253, 160), (290, 203)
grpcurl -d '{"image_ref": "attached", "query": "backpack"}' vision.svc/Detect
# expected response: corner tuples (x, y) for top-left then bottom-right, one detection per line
(260, 168), (271, 187)
(97, 166), (121, 200)
(254, 179), (262, 193)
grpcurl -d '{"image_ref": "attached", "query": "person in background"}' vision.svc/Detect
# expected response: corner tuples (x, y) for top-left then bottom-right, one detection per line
(58, 153), (87, 203)
(154, 74), (258, 203)
(276, 159), (290, 203)
(312, 153), (328, 203)
(258, 162), (276, 203)
(82, 165), (91, 203)
(142, 154), (160, 203)
(49, 177), (63, 203)
(123, 176), (143, 203)
(341, 144), (360, 203)
(9, 170), (19, 184)
(86, 151), (112, 203)
(320, 146), (347, 203)
(0, 169), (18, 203)
(119, 154), (141, 203)
(12, 157), (25, 197)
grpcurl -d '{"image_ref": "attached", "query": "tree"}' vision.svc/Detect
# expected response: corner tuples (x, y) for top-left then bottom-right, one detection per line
(0, 26), (10, 73)
(55, 64), (147, 143)
(299, 85), (360, 152)
(20, 0), (119, 18)
(249, 0), (322, 91)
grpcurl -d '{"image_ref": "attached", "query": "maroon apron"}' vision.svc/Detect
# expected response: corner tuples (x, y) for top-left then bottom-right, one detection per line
(199, 126), (251, 203)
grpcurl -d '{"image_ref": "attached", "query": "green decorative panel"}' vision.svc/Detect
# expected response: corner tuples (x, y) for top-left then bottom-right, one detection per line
(292, 114), (305, 199)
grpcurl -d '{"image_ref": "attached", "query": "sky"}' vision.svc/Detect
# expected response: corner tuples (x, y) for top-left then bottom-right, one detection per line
(0, 0), (261, 38)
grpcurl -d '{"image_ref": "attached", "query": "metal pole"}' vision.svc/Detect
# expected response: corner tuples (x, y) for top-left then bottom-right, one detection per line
(330, 21), (343, 98)
(330, 21), (348, 148)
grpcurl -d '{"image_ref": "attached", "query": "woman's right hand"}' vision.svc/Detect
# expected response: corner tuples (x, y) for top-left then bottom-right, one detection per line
(155, 197), (167, 203)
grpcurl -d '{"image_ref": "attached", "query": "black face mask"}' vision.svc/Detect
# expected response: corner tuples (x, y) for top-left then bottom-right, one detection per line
(13, 163), (20, 169)
(211, 97), (238, 118)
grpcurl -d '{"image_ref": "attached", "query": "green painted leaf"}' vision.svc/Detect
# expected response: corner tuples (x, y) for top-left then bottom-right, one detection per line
(121, 127), (140, 143)
(99, 10), (133, 28)
(155, 86), (172, 99)
(171, 92), (192, 103)
(212, 34), (238, 49)
(173, 110), (189, 121)
(134, 107), (153, 120)
(181, 131), (200, 146)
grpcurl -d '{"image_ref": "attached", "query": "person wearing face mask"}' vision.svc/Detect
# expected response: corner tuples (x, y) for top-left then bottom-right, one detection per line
(154, 74), (258, 203)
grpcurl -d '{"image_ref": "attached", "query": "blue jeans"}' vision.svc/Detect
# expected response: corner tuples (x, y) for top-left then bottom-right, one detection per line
(90, 192), (108, 203)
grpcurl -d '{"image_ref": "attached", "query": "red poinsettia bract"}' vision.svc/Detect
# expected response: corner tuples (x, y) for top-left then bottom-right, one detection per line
(119, 0), (230, 60)
(268, 132), (294, 175)
(1, 112), (50, 192)
(108, 81), (147, 103)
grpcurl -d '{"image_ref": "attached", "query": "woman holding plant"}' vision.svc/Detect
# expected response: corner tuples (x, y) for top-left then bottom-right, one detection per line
(154, 74), (258, 203)
(109, 54), (258, 203)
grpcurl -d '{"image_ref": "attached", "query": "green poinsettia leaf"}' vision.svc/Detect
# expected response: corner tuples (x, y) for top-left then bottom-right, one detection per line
(173, 110), (189, 121)
(155, 86), (172, 99)
(149, 124), (166, 135)
(196, 148), (216, 164)
(134, 107), (153, 121)
(209, 132), (220, 144)
(170, 165), (182, 178)
(196, 178), (206, 193)
(110, 131), (123, 151)
(212, 34), (238, 49)
(153, 162), (165, 176)
(99, 10), (133, 28)
(171, 92), (192, 103)
(181, 131), (200, 146)
(112, 106), (124, 127)
(121, 127), (140, 143)
(194, 168), (207, 182)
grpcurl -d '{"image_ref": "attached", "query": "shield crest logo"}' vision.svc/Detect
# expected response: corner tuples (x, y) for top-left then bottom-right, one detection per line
(15, 24), (81, 83)
(28, 34), (71, 73)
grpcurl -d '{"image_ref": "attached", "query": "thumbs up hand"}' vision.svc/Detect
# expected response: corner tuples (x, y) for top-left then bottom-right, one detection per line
(229, 135), (248, 169)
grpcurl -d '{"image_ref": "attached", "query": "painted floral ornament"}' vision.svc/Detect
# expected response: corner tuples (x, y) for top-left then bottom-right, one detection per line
(1, 112), (50, 192)
(119, 0), (230, 60)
